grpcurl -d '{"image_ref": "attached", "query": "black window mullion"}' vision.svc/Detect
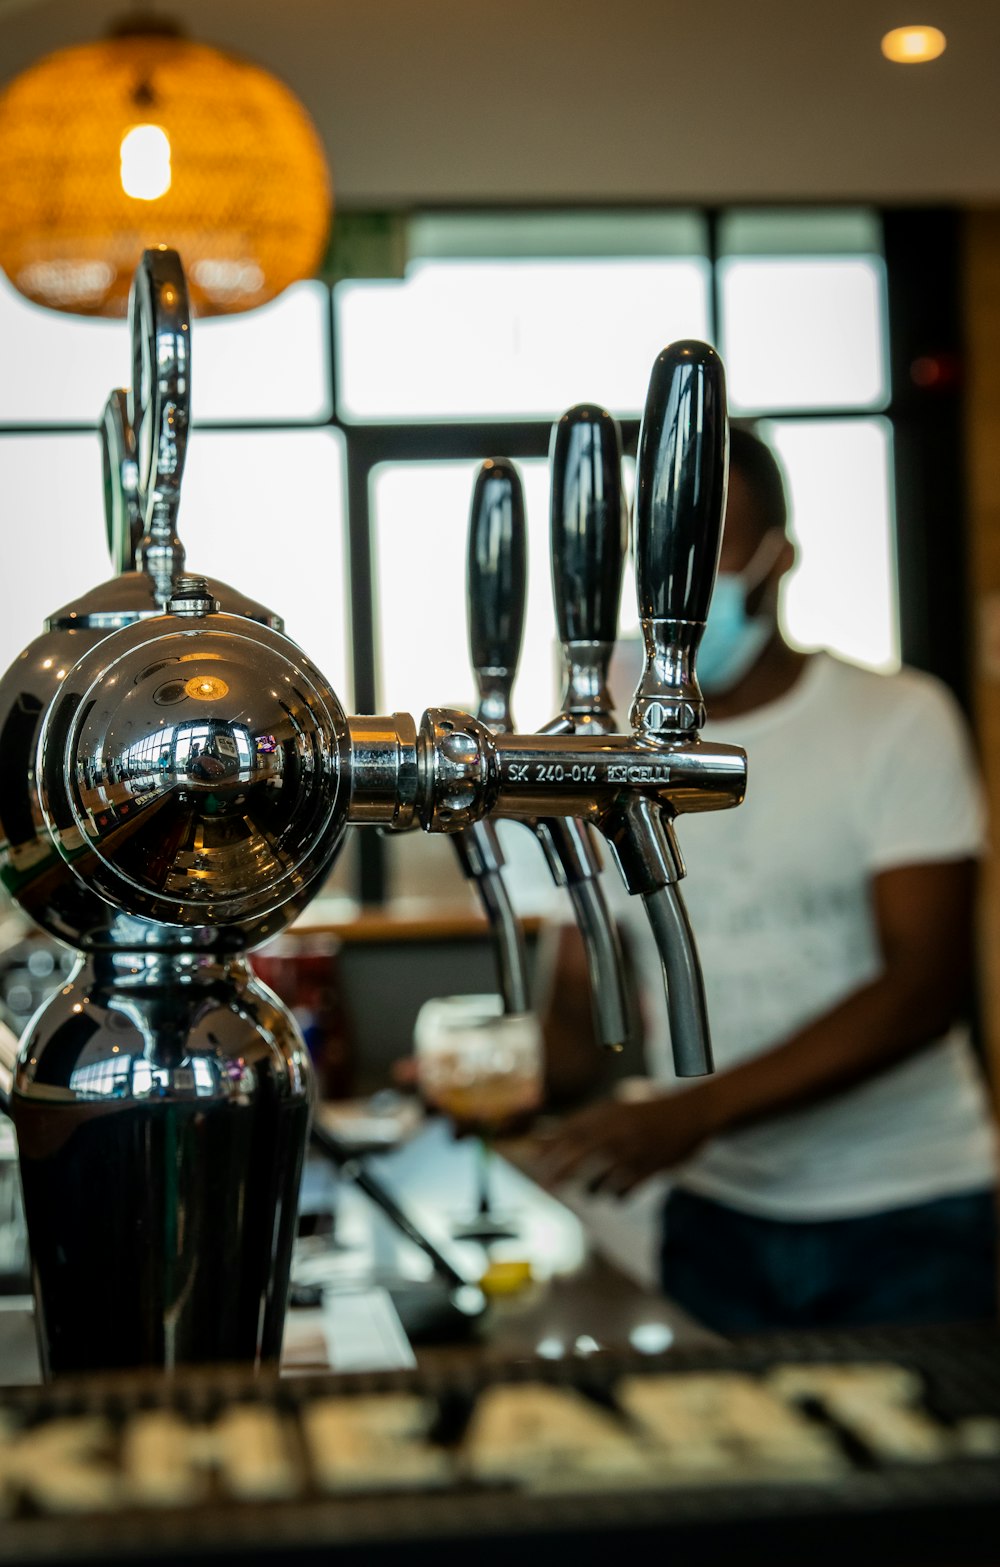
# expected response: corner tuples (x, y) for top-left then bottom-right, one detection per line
(882, 206), (968, 707)
(706, 206), (722, 349)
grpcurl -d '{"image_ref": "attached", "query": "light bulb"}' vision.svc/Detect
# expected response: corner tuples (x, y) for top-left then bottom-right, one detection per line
(183, 675), (230, 702)
(881, 25), (947, 64)
(120, 124), (172, 200)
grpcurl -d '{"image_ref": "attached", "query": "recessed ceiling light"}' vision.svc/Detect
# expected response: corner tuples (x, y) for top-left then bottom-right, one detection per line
(881, 25), (947, 63)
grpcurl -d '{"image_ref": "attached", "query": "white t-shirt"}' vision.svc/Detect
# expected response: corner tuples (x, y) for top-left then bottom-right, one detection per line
(607, 651), (999, 1221)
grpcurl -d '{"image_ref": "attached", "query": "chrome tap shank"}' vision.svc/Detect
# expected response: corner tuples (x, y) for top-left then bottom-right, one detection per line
(348, 718), (745, 830)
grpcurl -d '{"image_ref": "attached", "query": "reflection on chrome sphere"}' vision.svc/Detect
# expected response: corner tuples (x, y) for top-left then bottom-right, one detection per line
(38, 611), (350, 938)
(0, 573), (284, 951)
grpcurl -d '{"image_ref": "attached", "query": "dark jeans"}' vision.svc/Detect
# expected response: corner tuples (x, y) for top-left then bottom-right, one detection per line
(660, 1185), (999, 1335)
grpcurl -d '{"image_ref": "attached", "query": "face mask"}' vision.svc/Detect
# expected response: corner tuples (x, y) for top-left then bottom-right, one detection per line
(697, 530), (786, 696)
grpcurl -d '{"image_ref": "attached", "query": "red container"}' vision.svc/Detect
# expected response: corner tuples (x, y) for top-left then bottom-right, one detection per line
(251, 934), (354, 1099)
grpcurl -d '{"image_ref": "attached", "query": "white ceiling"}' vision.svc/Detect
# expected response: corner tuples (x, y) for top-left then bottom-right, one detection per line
(0, 0), (998, 205)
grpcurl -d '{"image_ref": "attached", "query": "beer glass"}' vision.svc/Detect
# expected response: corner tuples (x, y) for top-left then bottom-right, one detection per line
(413, 996), (542, 1240)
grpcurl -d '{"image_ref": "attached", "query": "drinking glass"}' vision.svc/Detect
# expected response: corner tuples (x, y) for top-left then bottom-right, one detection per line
(413, 996), (542, 1241)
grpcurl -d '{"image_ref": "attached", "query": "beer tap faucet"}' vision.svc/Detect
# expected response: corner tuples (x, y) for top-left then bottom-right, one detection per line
(529, 405), (631, 1052)
(599, 342), (730, 1076)
(452, 460), (531, 1015)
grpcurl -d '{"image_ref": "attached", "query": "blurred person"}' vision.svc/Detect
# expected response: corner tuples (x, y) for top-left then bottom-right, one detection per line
(539, 426), (999, 1333)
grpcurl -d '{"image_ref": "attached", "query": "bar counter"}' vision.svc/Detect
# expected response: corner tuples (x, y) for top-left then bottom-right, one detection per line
(0, 1117), (998, 1567)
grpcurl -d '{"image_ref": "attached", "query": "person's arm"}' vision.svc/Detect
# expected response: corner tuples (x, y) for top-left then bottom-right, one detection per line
(538, 857), (979, 1195)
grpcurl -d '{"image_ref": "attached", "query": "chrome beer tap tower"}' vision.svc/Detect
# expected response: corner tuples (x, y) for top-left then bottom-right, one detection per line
(0, 248), (745, 1376)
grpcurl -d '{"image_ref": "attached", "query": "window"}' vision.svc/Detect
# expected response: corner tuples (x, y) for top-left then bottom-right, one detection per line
(718, 208), (896, 673)
(180, 429), (349, 697)
(2, 434), (107, 668)
(337, 257), (710, 423)
(717, 207), (887, 415)
(767, 418), (897, 672)
(0, 273), (330, 425)
(721, 258), (886, 413)
(372, 458), (561, 730)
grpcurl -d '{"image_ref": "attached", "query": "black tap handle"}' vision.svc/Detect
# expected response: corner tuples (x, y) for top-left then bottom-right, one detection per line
(635, 340), (728, 628)
(467, 459), (527, 731)
(549, 405), (626, 647)
(101, 388), (142, 575)
(631, 342), (728, 737)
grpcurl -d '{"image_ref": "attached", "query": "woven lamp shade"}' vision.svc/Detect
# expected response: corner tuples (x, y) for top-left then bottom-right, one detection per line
(0, 27), (332, 316)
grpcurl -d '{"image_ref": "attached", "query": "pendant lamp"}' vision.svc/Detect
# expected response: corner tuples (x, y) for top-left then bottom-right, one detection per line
(0, 16), (332, 316)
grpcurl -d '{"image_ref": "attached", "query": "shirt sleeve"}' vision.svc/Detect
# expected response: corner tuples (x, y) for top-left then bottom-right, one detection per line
(858, 673), (987, 872)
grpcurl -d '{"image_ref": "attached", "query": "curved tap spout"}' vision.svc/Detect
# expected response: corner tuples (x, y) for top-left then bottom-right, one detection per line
(130, 247), (190, 605)
(455, 459), (530, 1015)
(600, 793), (713, 1077)
(457, 823), (530, 1013)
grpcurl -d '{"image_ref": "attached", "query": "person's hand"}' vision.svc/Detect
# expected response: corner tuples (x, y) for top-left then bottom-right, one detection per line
(390, 1056), (420, 1091)
(533, 1092), (716, 1197)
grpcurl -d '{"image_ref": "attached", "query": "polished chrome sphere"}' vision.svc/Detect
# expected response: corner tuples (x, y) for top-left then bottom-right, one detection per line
(0, 575), (286, 948)
(37, 591), (349, 944)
